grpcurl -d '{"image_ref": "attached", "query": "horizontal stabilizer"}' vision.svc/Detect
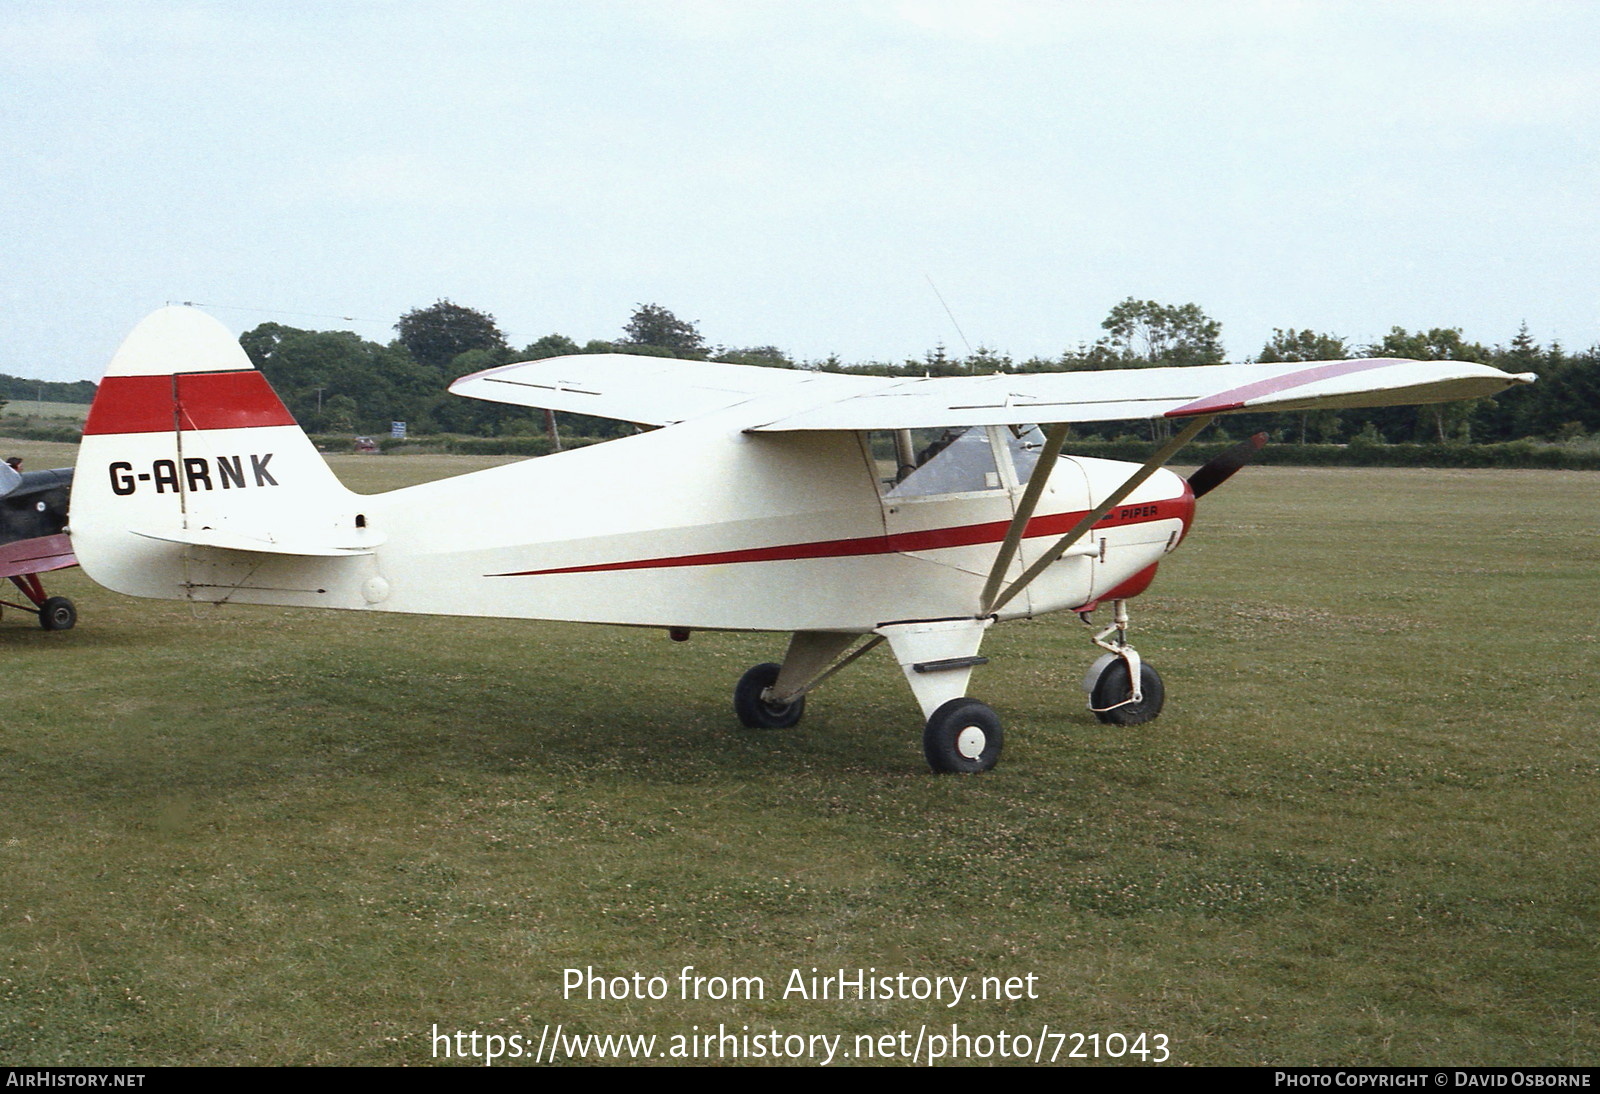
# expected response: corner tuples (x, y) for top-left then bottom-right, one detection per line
(131, 523), (383, 557)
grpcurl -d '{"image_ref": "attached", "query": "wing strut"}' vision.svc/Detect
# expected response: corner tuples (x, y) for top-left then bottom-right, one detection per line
(768, 633), (886, 705)
(985, 414), (1216, 617)
(978, 422), (1071, 615)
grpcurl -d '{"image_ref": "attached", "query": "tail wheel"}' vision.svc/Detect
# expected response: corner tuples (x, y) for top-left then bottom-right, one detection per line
(39, 596), (76, 631)
(1090, 659), (1164, 725)
(923, 697), (1002, 774)
(733, 662), (805, 729)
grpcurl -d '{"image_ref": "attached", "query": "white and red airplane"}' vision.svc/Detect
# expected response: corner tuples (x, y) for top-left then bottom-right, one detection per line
(70, 307), (1534, 772)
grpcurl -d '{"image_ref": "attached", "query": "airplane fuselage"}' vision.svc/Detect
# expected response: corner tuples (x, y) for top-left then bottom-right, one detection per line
(74, 400), (1191, 633)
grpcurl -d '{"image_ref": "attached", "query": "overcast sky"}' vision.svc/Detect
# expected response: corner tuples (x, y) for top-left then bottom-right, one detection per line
(4, 1), (1597, 382)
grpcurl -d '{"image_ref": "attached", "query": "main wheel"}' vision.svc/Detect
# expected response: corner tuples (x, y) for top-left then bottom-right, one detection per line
(733, 662), (805, 728)
(923, 697), (1003, 774)
(1090, 659), (1164, 725)
(38, 596), (76, 632)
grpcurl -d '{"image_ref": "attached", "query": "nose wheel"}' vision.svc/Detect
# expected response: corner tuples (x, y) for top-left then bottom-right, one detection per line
(1087, 656), (1164, 725)
(1081, 598), (1165, 725)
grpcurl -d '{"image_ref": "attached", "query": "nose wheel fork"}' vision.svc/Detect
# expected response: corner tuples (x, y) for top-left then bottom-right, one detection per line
(1080, 599), (1165, 726)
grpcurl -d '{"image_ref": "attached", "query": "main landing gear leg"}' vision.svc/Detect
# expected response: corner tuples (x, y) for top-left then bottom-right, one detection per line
(5, 575), (77, 631)
(733, 631), (872, 730)
(1080, 598), (1164, 726)
(877, 618), (1001, 774)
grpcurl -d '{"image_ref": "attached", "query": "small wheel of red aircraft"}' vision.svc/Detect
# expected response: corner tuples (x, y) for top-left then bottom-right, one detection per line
(923, 697), (1003, 773)
(38, 596), (77, 632)
(733, 662), (806, 729)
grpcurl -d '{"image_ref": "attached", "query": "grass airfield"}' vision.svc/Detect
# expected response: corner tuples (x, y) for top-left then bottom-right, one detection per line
(2, 445), (1597, 1066)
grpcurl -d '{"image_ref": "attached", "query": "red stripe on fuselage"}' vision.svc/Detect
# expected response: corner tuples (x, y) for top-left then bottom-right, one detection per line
(1165, 358), (1395, 418)
(492, 490), (1196, 578)
(84, 372), (297, 435)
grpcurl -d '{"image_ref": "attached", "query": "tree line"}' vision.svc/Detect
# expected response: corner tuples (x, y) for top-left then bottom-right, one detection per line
(0, 374), (98, 412)
(9, 298), (1597, 446)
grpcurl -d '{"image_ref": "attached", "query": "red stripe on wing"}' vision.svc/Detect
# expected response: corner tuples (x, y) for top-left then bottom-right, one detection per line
(1165, 359), (1395, 418)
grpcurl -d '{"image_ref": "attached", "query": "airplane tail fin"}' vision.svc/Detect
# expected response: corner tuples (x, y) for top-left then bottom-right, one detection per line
(72, 306), (380, 604)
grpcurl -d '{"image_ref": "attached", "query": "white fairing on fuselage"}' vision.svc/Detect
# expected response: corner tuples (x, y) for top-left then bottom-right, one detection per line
(72, 308), (1190, 633)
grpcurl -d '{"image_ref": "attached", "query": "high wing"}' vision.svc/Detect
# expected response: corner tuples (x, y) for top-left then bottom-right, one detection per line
(451, 354), (1534, 431)
(745, 358), (1537, 431)
(449, 353), (875, 427)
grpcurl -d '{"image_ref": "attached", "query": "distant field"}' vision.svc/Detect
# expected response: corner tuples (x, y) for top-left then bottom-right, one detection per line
(0, 435), (81, 467)
(0, 399), (88, 422)
(1, 462), (1596, 1066)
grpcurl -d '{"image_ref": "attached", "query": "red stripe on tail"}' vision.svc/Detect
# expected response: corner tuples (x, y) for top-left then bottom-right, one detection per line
(84, 372), (298, 435)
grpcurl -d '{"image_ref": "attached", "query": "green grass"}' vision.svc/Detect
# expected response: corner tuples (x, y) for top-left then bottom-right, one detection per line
(0, 436), (81, 468)
(1, 460), (1596, 1066)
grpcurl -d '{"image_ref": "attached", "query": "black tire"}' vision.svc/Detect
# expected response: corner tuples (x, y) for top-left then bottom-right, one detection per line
(923, 697), (1003, 774)
(38, 596), (76, 632)
(733, 662), (805, 729)
(1090, 659), (1164, 725)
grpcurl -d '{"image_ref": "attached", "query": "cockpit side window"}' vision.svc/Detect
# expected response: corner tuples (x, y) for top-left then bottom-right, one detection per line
(870, 426), (1003, 499)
